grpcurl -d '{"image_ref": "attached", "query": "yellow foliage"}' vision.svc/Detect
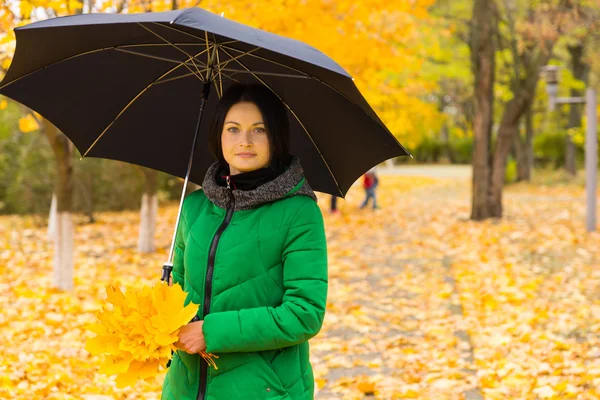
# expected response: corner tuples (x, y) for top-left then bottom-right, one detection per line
(85, 283), (201, 388)
(18, 113), (39, 132)
(1, 56), (11, 70)
(19, 1), (33, 19)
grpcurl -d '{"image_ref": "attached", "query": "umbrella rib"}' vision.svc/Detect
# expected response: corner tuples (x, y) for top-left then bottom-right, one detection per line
(119, 42), (207, 48)
(219, 44), (310, 77)
(153, 22), (239, 48)
(155, 68), (242, 86)
(204, 31), (212, 82)
(219, 47), (343, 196)
(196, 47), (260, 77)
(218, 68), (310, 78)
(153, 20), (208, 43)
(81, 48), (209, 158)
(286, 108), (341, 196)
(114, 47), (208, 73)
(218, 40), (240, 46)
(210, 51), (252, 82)
(138, 23), (205, 82)
(213, 36), (223, 98)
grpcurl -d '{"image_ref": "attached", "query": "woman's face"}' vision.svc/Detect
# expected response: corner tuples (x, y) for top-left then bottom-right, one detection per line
(221, 101), (271, 175)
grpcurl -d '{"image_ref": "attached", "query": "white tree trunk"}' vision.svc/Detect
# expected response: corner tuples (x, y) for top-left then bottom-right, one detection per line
(138, 193), (158, 253)
(47, 193), (57, 241)
(53, 211), (73, 291)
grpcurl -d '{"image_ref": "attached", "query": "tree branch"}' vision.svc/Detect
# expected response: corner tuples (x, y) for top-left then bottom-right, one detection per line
(502, 0), (520, 89)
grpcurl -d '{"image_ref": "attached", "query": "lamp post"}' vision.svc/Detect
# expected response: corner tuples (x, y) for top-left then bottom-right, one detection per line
(542, 66), (597, 232)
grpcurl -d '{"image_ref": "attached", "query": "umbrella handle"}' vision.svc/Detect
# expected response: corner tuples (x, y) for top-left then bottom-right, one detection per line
(161, 263), (173, 282)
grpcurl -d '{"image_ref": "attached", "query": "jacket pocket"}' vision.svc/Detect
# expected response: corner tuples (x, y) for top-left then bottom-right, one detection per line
(209, 352), (291, 399)
(255, 352), (290, 398)
(268, 345), (304, 395)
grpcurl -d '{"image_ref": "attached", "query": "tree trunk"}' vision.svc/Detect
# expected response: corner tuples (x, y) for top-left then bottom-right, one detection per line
(565, 136), (577, 175)
(515, 104), (533, 181)
(491, 99), (533, 217)
(76, 172), (95, 223)
(138, 168), (158, 253)
(441, 123), (454, 163)
(490, 51), (550, 217)
(43, 118), (74, 291)
(566, 44), (590, 176)
(47, 192), (57, 241)
(491, 109), (520, 217)
(514, 141), (526, 181)
(53, 212), (74, 290)
(525, 103), (534, 179)
(438, 94), (454, 163)
(469, 0), (496, 220)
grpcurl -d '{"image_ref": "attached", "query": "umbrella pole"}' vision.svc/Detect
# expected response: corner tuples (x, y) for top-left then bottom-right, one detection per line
(161, 82), (212, 283)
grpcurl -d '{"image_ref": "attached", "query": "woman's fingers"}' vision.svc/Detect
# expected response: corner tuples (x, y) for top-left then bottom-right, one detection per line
(168, 276), (173, 287)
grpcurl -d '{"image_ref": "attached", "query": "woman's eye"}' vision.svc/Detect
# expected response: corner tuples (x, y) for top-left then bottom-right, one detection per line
(228, 127), (239, 133)
(254, 127), (266, 134)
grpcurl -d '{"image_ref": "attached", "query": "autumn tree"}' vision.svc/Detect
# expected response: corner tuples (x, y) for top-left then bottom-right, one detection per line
(469, 0), (497, 220)
(0, 1), (82, 290)
(469, 0), (592, 219)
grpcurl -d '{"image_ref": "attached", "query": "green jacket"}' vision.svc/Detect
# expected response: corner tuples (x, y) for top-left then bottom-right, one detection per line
(161, 157), (328, 400)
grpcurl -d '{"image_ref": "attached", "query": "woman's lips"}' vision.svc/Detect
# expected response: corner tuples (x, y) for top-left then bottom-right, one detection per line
(236, 153), (256, 158)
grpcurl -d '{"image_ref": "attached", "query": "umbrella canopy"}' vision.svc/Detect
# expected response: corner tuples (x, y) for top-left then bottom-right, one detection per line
(0, 7), (409, 197)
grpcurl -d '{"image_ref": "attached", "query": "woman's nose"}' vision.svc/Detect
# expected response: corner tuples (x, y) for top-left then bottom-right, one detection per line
(239, 130), (253, 145)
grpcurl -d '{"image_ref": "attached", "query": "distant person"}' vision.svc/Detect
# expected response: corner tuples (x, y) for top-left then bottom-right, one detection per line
(330, 195), (339, 214)
(360, 168), (379, 210)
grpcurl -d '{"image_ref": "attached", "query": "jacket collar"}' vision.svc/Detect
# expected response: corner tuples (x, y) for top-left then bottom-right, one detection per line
(202, 156), (317, 211)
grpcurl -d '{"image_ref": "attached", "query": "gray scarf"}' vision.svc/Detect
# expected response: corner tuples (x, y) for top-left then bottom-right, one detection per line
(202, 156), (318, 211)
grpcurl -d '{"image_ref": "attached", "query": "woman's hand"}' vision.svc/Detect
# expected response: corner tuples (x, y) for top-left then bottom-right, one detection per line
(175, 321), (206, 354)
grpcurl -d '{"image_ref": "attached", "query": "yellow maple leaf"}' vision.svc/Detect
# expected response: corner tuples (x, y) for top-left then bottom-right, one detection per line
(98, 353), (133, 375)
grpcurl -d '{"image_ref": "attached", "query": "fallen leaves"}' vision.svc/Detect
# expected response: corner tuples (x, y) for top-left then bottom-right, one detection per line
(0, 172), (599, 399)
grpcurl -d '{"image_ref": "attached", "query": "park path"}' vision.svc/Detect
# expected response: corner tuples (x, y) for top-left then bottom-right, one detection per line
(377, 164), (472, 180)
(312, 173), (483, 399)
(311, 166), (599, 399)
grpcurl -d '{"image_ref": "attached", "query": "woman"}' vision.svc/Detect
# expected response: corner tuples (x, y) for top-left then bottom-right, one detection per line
(161, 83), (328, 400)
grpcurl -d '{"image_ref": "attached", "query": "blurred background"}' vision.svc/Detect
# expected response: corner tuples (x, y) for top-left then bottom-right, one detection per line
(0, 0), (599, 399)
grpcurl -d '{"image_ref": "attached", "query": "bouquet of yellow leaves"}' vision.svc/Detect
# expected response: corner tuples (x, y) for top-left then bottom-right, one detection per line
(85, 283), (217, 388)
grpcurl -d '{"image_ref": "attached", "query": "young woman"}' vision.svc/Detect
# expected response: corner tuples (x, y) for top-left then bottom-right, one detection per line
(161, 83), (328, 400)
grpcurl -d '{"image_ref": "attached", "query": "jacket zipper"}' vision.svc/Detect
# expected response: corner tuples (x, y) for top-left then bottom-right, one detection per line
(198, 177), (235, 400)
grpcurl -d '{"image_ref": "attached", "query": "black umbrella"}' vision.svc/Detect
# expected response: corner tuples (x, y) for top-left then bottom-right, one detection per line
(0, 7), (410, 281)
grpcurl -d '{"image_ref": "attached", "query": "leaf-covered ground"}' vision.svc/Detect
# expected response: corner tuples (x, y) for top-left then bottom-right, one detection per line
(1, 170), (598, 399)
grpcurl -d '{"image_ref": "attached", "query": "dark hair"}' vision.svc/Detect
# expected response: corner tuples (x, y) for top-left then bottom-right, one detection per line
(208, 83), (290, 171)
